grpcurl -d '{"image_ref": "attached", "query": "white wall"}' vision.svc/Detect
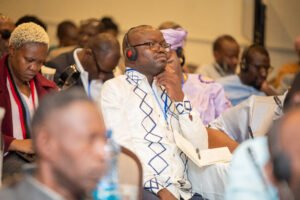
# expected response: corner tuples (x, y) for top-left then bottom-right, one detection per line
(1, 0), (299, 71)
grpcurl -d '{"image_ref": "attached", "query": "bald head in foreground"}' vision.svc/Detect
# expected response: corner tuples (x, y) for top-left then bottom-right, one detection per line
(0, 89), (107, 200)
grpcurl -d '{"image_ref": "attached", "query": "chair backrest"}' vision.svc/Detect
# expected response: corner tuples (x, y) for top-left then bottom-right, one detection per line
(117, 146), (143, 200)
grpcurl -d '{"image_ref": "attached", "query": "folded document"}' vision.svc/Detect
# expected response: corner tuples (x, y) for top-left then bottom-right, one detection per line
(174, 130), (232, 167)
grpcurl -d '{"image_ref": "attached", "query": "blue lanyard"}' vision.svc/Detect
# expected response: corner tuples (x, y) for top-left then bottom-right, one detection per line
(87, 80), (91, 98)
(152, 85), (168, 123)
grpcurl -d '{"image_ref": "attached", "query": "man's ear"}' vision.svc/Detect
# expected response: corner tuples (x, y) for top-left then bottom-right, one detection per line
(35, 128), (58, 162)
(213, 50), (221, 62)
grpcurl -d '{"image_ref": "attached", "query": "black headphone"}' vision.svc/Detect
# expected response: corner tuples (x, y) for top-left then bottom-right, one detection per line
(240, 46), (252, 72)
(176, 47), (186, 67)
(57, 65), (81, 89)
(268, 121), (292, 183)
(124, 27), (138, 61)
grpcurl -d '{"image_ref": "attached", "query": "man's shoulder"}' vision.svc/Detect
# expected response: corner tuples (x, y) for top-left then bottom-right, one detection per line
(0, 175), (59, 200)
(104, 75), (127, 85)
(0, 178), (30, 200)
(101, 75), (128, 92)
(217, 75), (239, 85)
(248, 95), (277, 105)
(197, 63), (218, 77)
(232, 137), (269, 168)
(0, 186), (16, 200)
(46, 50), (75, 68)
(199, 63), (214, 70)
(188, 74), (226, 93)
(235, 136), (267, 154)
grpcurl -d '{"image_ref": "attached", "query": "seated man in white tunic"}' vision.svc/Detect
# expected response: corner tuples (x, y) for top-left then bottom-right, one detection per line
(208, 73), (300, 144)
(100, 25), (228, 200)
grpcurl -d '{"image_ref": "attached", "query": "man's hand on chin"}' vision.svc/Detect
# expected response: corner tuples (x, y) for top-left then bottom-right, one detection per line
(155, 71), (184, 102)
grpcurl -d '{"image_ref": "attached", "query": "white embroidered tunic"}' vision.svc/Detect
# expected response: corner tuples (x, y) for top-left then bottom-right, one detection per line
(99, 69), (208, 199)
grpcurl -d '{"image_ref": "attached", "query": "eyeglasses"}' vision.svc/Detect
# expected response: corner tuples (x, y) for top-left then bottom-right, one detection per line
(132, 41), (171, 52)
(252, 64), (274, 75)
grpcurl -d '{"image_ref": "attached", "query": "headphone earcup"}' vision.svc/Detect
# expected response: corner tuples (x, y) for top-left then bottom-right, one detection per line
(125, 47), (138, 61)
(273, 152), (291, 183)
(176, 47), (185, 66)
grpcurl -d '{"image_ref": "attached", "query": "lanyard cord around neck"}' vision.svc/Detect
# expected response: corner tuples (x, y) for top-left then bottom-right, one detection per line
(152, 86), (169, 123)
(87, 80), (91, 98)
(6, 63), (35, 139)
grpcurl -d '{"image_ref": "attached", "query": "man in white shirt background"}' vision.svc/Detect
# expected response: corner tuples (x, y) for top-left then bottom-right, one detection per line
(57, 32), (120, 100)
(197, 35), (240, 80)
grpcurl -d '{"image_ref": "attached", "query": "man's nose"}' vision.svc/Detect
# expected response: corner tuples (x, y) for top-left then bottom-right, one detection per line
(259, 67), (268, 78)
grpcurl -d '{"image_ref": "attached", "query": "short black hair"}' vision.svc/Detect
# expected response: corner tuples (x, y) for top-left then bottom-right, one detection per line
(122, 25), (153, 54)
(87, 32), (120, 57)
(241, 44), (269, 65)
(213, 34), (238, 52)
(57, 20), (77, 39)
(99, 17), (119, 35)
(15, 15), (47, 31)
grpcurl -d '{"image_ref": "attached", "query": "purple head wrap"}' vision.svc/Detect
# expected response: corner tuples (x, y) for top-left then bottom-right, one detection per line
(161, 28), (188, 50)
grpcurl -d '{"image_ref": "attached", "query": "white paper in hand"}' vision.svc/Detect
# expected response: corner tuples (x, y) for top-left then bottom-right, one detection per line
(173, 130), (232, 167)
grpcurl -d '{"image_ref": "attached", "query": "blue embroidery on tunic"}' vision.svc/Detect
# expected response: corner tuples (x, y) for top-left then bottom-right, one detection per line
(126, 70), (170, 191)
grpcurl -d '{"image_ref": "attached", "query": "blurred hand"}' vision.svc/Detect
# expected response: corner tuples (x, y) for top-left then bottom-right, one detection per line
(157, 188), (177, 200)
(260, 81), (278, 96)
(9, 139), (34, 154)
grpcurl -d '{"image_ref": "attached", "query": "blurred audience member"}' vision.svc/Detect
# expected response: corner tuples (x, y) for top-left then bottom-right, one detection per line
(57, 33), (120, 100)
(184, 63), (199, 74)
(78, 18), (102, 48)
(0, 89), (107, 200)
(15, 15), (47, 31)
(197, 35), (240, 79)
(217, 44), (276, 106)
(56, 20), (78, 47)
(0, 22), (57, 179)
(99, 16), (119, 37)
(47, 20), (78, 60)
(224, 73), (300, 199)
(46, 18), (102, 71)
(161, 28), (231, 125)
(209, 72), (300, 146)
(0, 14), (15, 58)
(225, 105), (300, 200)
